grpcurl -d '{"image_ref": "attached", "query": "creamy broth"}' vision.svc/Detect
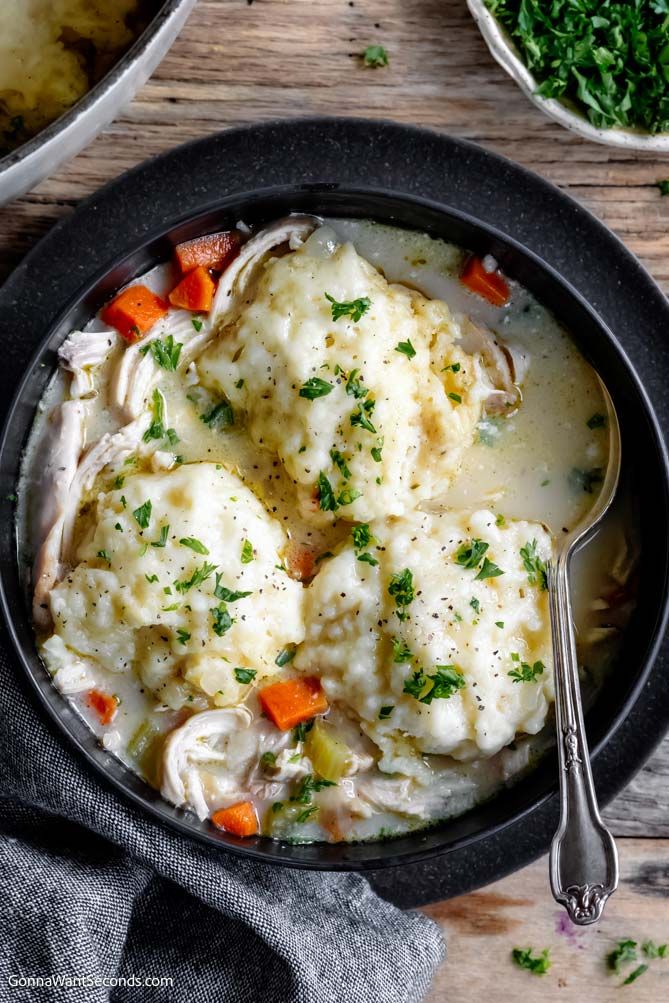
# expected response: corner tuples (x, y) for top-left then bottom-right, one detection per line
(19, 218), (635, 843)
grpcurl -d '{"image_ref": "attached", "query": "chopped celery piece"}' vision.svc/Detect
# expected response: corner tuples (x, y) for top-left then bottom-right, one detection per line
(127, 718), (163, 785)
(304, 721), (352, 782)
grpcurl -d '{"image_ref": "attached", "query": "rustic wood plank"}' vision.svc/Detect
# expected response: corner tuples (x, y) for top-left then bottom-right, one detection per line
(423, 839), (669, 1002)
(0, 0), (666, 836)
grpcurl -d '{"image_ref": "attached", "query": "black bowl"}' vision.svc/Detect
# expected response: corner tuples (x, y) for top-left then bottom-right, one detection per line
(1, 183), (668, 872)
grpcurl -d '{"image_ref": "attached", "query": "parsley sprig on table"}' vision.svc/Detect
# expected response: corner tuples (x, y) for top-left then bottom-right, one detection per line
(486, 0), (669, 135)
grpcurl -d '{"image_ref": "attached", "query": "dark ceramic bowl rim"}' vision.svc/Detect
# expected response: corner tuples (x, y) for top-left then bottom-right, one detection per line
(1, 180), (668, 871)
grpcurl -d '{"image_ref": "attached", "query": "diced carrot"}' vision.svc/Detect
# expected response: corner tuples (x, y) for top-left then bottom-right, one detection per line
(460, 256), (510, 307)
(168, 265), (216, 313)
(211, 800), (258, 837)
(259, 677), (328, 731)
(175, 231), (240, 274)
(86, 689), (118, 726)
(101, 285), (169, 343)
(284, 542), (318, 582)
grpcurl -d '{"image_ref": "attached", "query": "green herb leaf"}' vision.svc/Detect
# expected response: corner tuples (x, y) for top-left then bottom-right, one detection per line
(392, 637), (413, 663)
(176, 628), (191, 645)
(520, 539), (548, 590)
(142, 388), (167, 442)
(145, 574), (159, 584)
(511, 947), (551, 976)
(191, 317), (203, 332)
(607, 939), (638, 974)
(379, 705), (394, 720)
(325, 293), (371, 322)
(292, 774), (337, 805)
(475, 557), (504, 581)
(214, 573), (252, 602)
(448, 392), (462, 404)
(149, 334), (182, 371)
(201, 399), (234, 430)
(174, 561), (217, 594)
(371, 437), (384, 462)
(133, 500), (152, 530)
(330, 448), (352, 479)
(180, 536), (210, 555)
(151, 524), (170, 548)
(395, 339), (416, 359)
(299, 377), (334, 400)
(569, 466), (604, 494)
(622, 965), (648, 986)
(587, 412), (607, 429)
(97, 550), (112, 564)
(345, 368), (368, 399)
(403, 665), (465, 704)
(292, 718), (314, 742)
(211, 603), (235, 637)
(455, 538), (489, 569)
(363, 44), (389, 68)
(388, 568), (415, 621)
(317, 472), (339, 512)
(350, 397), (377, 434)
(260, 751), (277, 768)
(470, 597), (481, 614)
(241, 539), (254, 563)
(658, 180), (669, 196)
(275, 646), (296, 667)
(642, 940), (668, 960)
(296, 805), (319, 824)
(508, 657), (545, 683)
(234, 667), (257, 684)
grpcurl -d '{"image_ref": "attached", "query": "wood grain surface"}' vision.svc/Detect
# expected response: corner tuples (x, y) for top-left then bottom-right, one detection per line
(0, 0), (667, 997)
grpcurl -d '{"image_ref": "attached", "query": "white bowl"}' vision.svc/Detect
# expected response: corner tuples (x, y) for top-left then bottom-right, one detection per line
(467, 0), (669, 152)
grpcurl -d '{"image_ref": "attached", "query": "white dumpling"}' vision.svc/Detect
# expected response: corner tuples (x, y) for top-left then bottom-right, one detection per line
(198, 232), (489, 525)
(295, 509), (553, 764)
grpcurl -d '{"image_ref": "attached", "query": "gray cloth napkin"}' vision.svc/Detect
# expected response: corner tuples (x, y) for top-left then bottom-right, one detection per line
(0, 649), (445, 1003)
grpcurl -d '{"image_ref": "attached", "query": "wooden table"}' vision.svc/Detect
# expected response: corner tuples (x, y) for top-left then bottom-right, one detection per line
(1, 2), (667, 999)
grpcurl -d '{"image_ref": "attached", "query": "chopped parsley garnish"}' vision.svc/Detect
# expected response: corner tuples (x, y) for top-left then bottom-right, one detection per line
(295, 805), (319, 824)
(241, 539), (254, 563)
(211, 603), (235, 636)
(213, 573), (252, 602)
(337, 486), (362, 509)
(357, 552), (379, 566)
(166, 427), (179, 447)
(350, 397), (376, 434)
(275, 646), (296, 667)
(201, 399), (234, 430)
(520, 539), (548, 590)
(292, 774), (337, 804)
(395, 339), (416, 359)
(120, 495), (127, 509)
(363, 44), (389, 68)
(371, 437), (384, 463)
(642, 941), (668, 960)
(115, 523), (123, 532)
(392, 637), (413, 663)
(455, 538), (489, 569)
(330, 448), (351, 479)
(180, 536), (209, 555)
(587, 412), (607, 429)
(325, 293), (371, 322)
(569, 466), (604, 494)
(403, 665), (465, 704)
(379, 705), (394, 720)
(508, 654), (545, 683)
(511, 947), (551, 976)
(495, 513), (505, 527)
(657, 179), (669, 197)
(234, 667), (257, 684)
(352, 523), (373, 551)
(470, 597), (481, 614)
(260, 751), (277, 768)
(299, 377), (334, 400)
(145, 574), (158, 583)
(345, 368), (368, 399)
(143, 388), (167, 443)
(495, 620), (505, 628)
(176, 628), (191, 645)
(149, 334), (182, 371)
(475, 557), (504, 581)
(622, 965), (648, 986)
(97, 550), (112, 564)
(388, 568), (415, 621)
(317, 472), (338, 512)
(112, 475), (125, 490)
(443, 361), (461, 373)
(448, 392), (462, 404)
(486, 0), (669, 135)
(608, 939), (639, 974)
(174, 560), (217, 594)
(133, 499), (152, 530)
(151, 524), (169, 548)
(191, 317), (203, 332)
(293, 719), (314, 742)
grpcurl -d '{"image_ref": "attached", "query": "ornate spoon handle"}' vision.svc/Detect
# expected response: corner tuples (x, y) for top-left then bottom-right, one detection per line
(548, 551), (618, 925)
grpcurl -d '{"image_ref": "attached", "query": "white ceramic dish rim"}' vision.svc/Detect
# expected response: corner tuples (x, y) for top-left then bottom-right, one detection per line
(467, 0), (669, 153)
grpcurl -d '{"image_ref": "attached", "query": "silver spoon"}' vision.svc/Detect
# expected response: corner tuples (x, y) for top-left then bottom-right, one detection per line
(549, 377), (621, 925)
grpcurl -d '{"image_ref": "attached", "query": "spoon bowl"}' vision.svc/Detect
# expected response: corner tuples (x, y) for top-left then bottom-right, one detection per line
(549, 378), (622, 924)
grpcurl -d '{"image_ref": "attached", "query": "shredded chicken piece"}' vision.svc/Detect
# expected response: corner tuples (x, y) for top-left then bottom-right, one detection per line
(32, 400), (86, 627)
(109, 310), (195, 422)
(58, 329), (117, 398)
(201, 215), (321, 358)
(460, 318), (529, 416)
(161, 707), (253, 819)
(60, 414), (148, 563)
